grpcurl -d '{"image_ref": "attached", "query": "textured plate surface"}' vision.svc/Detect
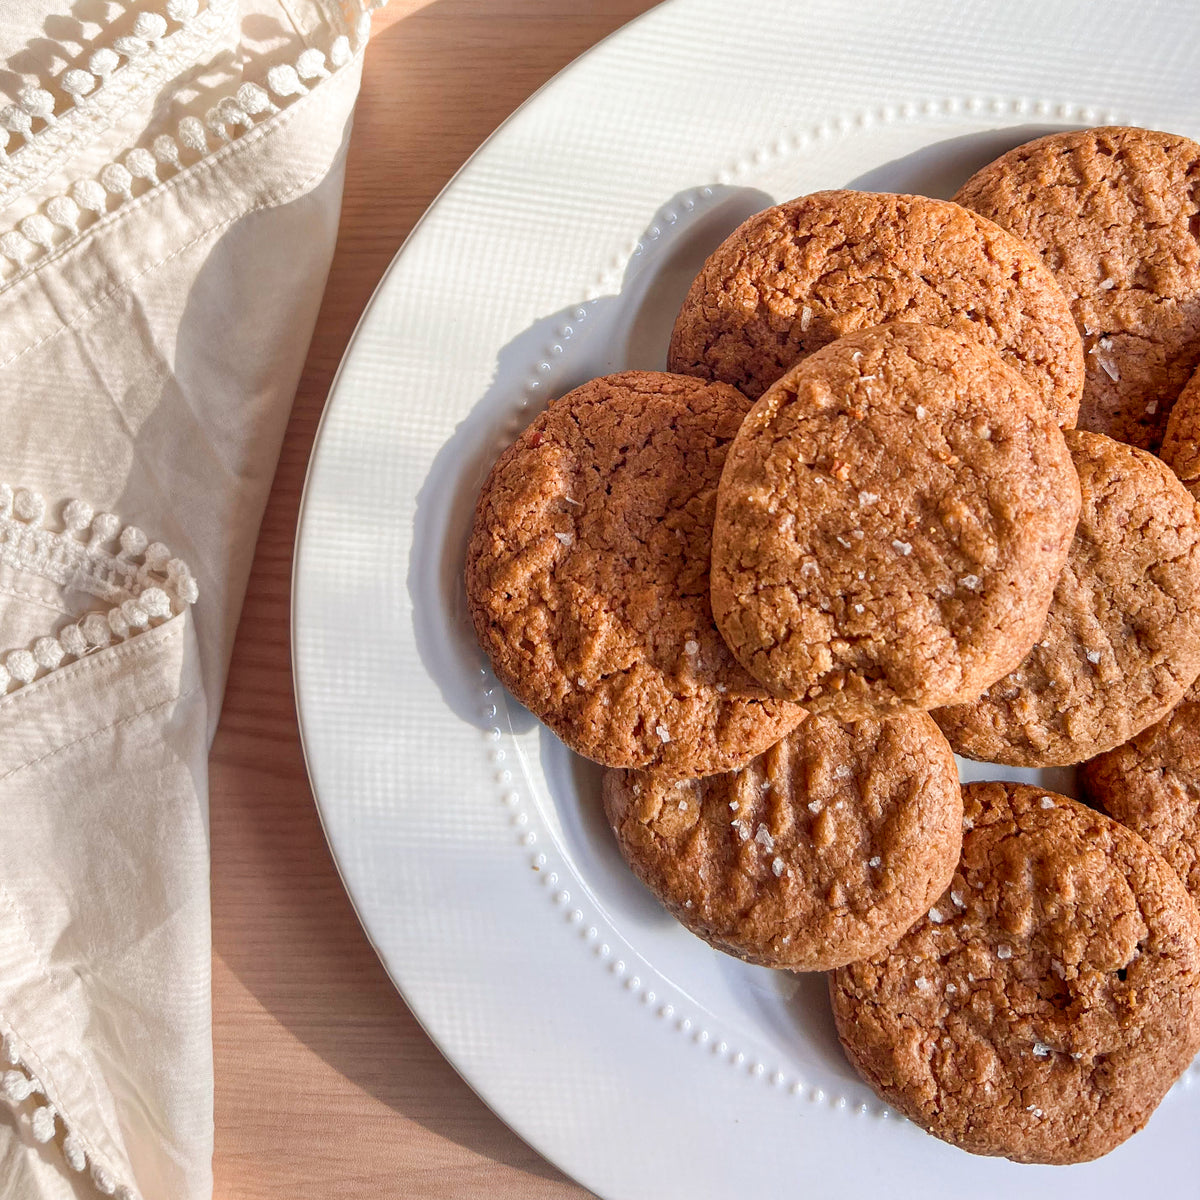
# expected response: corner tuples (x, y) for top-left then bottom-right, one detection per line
(293, 2), (1200, 1196)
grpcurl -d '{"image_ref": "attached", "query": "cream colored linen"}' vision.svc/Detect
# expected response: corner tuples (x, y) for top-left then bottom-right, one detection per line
(0, 2), (375, 1195)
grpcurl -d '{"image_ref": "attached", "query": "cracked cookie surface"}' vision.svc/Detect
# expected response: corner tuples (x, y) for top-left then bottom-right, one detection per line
(955, 126), (1200, 450)
(602, 710), (961, 970)
(465, 371), (805, 774)
(831, 782), (1200, 1164)
(666, 189), (1083, 426)
(934, 429), (1200, 765)
(709, 323), (1079, 716)
(1082, 701), (1200, 904)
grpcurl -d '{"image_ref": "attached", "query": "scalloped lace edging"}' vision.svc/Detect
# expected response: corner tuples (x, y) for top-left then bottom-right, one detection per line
(0, 486), (198, 696)
(0, 0), (239, 212)
(0, 6), (378, 287)
(1, 1029), (139, 1199)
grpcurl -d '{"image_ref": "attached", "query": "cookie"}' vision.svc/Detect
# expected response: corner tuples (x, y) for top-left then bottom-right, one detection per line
(666, 189), (1083, 425)
(1082, 701), (1200, 903)
(1160, 362), (1200, 501)
(934, 430), (1200, 765)
(465, 371), (805, 774)
(955, 126), (1200, 450)
(602, 710), (962, 971)
(831, 782), (1200, 1164)
(709, 322), (1080, 716)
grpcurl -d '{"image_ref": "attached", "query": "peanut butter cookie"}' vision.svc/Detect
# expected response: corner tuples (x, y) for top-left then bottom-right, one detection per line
(1082, 700), (1200, 903)
(956, 126), (1200, 450)
(831, 782), (1200, 1164)
(710, 323), (1080, 716)
(935, 430), (1200, 765)
(667, 189), (1083, 425)
(603, 710), (962, 971)
(466, 372), (805, 774)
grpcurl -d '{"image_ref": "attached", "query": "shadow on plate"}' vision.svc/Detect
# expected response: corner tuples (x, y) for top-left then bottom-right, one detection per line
(845, 125), (1069, 198)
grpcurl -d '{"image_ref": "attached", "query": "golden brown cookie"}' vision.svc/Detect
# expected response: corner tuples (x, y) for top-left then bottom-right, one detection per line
(1160, 362), (1200, 500)
(465, 372), (805, 774)
(1082, 701), (1200, 903)
(709, 323), (1080, 717)
(666, 189), (1083, 425)
(831, 782), (1200, 1165)
(955, 126), (1200, 450)
(602, 710), (962, 971)
(934, 430), (1200, 765)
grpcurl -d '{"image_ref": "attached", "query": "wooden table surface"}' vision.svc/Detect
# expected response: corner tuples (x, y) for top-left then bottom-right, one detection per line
(209, 2), (661, 1195)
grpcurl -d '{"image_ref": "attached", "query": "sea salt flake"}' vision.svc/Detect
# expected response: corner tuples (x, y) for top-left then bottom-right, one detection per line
(577, 676), (586, 687)
(772, 856), (785, 877)
(1146, 399), (1158, 415)
(755, 824), (775, 852)
(1098, 356), (1120, 381)
(1032, 1042), (1051, 1059)
(1098, 336), (1114, 350)
(1027, 1105), (1045, 1119)
(959, 574), (981, 590)
(892, 539), (912, 556)
(684, 639), (699, 655)
(928, 908), (945, 924)
(1085, 649), (1101, 665)
(1098, 276), (1116, 290)
(946, 983), (957, 995)
(800, 560), (820, 578)
(868, 856), (882, 869)
(915, 405), (926, 418)
(808, 800), (822, 814)
(678, 799), (688, 811)
(1039, 796), (1054, 809)
(800, 305), (813, 331)
(997, 944), (1013, 960)
(859, 374), (877, 382)
(563, 496), (582, 506)
(555, 532), (573, 545)
(729, 800), (739, 811)
(853, 603), (865, 614)
(836, 535), (852, 548)
(852, 529), (864, 540)
(656, 724), (671, 742)
(950, 890), (965, 907)
(915, 977), (930, 992)
(716, 683), (727, 693)
(858, 491), (879, 506)
(684, 900), (693, 909)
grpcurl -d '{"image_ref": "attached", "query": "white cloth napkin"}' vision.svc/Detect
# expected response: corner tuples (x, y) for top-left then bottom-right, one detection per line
(0, 3), (376, 1195)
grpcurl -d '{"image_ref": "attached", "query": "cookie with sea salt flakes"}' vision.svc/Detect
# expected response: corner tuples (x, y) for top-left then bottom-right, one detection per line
(955, 126), (1200, 450)
(934, 430), (1200, 765)
(466, 371), (805, 775)
(709, 322), (1080, 717)
(831, 782), (1200, 1165)
(1081, 700), (1200, 904)
(602, 710), (962, 971)
(666, 189), (1083, 425)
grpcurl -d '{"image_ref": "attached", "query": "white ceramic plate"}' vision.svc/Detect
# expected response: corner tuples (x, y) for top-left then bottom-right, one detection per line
(292, 2), (1200, 1195)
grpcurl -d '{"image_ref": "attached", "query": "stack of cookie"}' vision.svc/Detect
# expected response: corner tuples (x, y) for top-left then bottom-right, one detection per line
(465, 127), (1200, 1164)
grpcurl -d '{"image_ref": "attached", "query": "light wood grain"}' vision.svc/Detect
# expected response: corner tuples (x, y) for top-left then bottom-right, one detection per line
(210, 3), (657, 1195)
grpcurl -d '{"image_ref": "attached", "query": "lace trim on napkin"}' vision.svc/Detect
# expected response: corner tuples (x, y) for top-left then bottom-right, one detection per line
(0, 0), (239, 211)
(0, 8), (375, 288)
(2, 1027), (137, 1195)
(2, 1030), (138, 1200)
(0, 486), (198, 696)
